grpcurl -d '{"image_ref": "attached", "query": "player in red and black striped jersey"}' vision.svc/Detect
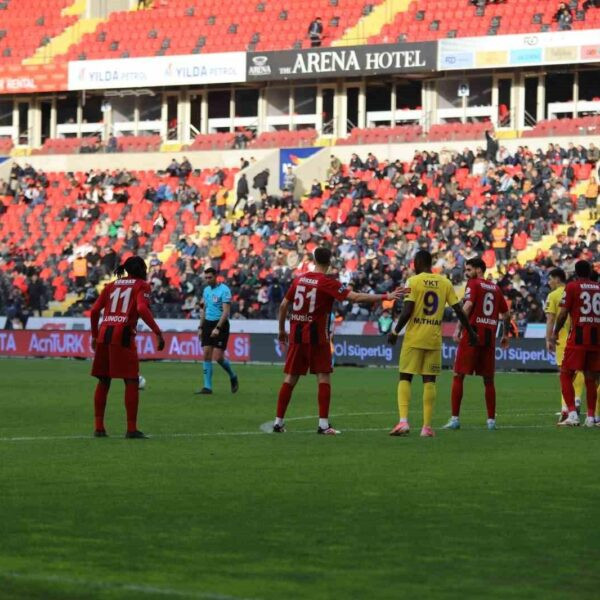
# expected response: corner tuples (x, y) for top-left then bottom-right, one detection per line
(90, 256), (165, 439)
(445, 257), (510, 430)
(551, 260), (600, 427)
(273, 247), (406, 435)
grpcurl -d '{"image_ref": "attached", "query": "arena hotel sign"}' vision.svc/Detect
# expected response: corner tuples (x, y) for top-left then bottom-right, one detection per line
(246, 42), (437, 81)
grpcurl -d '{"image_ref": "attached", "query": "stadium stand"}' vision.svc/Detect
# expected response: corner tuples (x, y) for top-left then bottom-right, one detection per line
(369, 0), (600, 44)
(0, 0), (76, 64)
(522, 115), (600, 138)
(54, 0), (387, 62)
(249, 130), (319, 149)
(1, 1), (599, 71)
(21, 0), (600, 66)
(30, 134), (164, 155)
(1, 138), (599, 329)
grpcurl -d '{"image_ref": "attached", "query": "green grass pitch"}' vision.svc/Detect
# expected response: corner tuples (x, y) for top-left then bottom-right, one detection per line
(1, 358), (599, 600)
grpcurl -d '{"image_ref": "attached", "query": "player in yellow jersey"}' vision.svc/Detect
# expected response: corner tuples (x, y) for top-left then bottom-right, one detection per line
(387, 250), (478, 437)
(544, 268), (584, 423)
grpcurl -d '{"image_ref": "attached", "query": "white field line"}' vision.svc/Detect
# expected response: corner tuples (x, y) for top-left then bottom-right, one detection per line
(0, 571), (259, 600)
(0, 408), (583, 443)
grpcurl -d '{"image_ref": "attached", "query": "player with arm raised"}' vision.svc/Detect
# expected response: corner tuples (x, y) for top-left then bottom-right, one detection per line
(273, 247), (405, 435)
(544, 267), (584, 423)
(387, 250), (478, 437)
(90, 256), (165, 439)
(550, 260), (600, 427)
(443, 257), (510, 431)
(196, 267), (238, 395)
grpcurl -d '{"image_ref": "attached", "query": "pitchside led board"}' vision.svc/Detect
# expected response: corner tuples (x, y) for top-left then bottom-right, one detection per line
(247, 41), (437, 82)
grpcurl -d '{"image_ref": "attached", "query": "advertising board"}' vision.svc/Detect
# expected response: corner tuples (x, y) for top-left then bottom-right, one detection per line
(247, 41), (437, 81)
(68, 52), (247, 91)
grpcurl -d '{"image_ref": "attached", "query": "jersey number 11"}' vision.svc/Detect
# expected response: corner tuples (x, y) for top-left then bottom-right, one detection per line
(109, 287), (132, 314)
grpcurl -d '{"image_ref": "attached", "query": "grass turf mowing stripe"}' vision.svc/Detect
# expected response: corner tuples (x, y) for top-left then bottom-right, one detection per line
(1, 571), (259, 599)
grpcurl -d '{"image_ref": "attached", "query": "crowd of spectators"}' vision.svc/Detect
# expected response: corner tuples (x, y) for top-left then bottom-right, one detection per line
(2, 136), (600, 331)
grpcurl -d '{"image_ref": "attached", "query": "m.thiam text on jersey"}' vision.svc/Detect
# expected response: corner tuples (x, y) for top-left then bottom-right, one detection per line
(412, 317), (441, 326)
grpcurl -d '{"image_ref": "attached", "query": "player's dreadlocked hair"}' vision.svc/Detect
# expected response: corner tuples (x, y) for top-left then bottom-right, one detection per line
(115, 256), (147, 280)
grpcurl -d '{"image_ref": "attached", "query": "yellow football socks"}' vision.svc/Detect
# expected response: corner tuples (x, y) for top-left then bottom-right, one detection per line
(423, 382), (436, 427)
(397, 380), (411, 421)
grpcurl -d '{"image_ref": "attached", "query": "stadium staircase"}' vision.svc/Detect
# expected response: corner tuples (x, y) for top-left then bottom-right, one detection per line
(0, 0), (78, 65)
(22, 0), (140, 66)
(508, 180), (595, 268)
(332, 0), (412, 47)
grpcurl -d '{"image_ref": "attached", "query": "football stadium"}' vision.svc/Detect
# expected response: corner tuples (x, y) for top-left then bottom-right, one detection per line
(1, 0), (600, 598)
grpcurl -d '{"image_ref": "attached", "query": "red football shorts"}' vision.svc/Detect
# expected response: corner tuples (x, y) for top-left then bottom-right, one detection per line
(561, 347), (600, 372)
(284, 343), (333, 375)
(454, 339), (496, 377)
(91, 342), (139, 379)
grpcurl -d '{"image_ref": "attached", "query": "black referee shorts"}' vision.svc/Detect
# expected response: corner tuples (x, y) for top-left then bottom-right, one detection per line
(200, 320), (230, 350)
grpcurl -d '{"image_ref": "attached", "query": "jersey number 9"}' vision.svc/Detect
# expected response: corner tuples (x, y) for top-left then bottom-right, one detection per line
(423, 291), (439, 316)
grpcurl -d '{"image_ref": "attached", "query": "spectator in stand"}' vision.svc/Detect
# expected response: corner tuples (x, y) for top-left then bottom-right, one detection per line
(378, 310), (393, 334)
(166, 159), (180, 177)
(153, 211), (167, 233)
(349, 153), (364, 172)
(282, 167), (297, 195)
(365, 152), (379, 171)
(583, 0), (600, 10)
(101, 248), (119, 277)
(327, 155), (342, 179)
(253, 168), (269, 197)
(156, 181), (174, 203)
(309, 179), (323, 198)
(5, 289), (26, 329)
(234, 131), (248, 149)
(234, 173), (249, 212)
(553, 2), (573, 30)
(307, 17), (323, 47)
(27, 273), (47, 316)
(585, 176), (599, 219)
(72, 253), (88, 291)
(106, 134), (118, 153)
(485, 130), (499, 164)
(179, 157), (193, 178)
(180, 236), (199, 258)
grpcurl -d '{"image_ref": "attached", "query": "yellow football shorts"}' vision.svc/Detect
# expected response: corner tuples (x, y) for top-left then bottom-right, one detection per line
(399, 346), (441, 375)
